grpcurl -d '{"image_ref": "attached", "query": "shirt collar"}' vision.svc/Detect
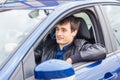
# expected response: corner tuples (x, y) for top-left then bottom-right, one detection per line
(57, 43), (72, 51)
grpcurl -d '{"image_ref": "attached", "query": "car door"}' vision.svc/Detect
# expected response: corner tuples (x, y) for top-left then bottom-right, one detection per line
(101, 4), (120, 79)
(68, 3), (120, 80)
(32, 2), (120, 80)
(74, 3), (120, 80)
(75, 55), (120, 80)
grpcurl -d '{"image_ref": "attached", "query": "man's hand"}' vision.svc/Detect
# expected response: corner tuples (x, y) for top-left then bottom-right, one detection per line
(66, 58), (73, 64)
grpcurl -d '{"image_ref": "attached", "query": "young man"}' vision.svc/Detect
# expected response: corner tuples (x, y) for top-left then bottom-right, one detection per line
(35, 16), (106, 64)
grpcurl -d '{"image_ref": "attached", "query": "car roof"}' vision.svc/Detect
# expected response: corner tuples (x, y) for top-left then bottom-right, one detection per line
(0, 0), (119, 9)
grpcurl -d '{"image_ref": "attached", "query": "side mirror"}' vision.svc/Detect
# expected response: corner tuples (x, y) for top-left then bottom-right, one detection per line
(34, 59), (75, 80)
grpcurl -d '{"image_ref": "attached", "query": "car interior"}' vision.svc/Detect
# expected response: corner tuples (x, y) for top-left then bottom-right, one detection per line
(75, 17), (95, 43)
(34, 13), (95, 65)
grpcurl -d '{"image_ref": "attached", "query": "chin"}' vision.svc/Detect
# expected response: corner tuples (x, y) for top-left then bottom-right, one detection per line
(57, 42), (62, 44)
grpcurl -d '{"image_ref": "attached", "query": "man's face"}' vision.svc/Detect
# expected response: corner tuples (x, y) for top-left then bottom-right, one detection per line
(55, 22), (77, 46)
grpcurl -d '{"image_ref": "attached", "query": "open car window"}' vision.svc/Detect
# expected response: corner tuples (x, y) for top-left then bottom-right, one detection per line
(34, 10), (96, 65)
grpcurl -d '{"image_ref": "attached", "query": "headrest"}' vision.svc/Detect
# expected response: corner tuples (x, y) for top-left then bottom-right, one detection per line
(75, 17), (91, 40)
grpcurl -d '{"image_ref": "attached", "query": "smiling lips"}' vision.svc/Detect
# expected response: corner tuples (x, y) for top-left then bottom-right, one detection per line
(56, 36), (63, 41)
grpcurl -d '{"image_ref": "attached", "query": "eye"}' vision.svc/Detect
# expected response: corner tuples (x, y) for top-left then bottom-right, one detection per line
(62, 29), (66, 32)
(56, 28), (59, 31)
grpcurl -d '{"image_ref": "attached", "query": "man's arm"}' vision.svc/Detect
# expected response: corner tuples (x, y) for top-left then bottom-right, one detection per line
(69, 43), (106, 64)
(66, 58), (73, 64)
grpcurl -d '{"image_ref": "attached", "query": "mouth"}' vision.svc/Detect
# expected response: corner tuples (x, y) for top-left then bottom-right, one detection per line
(56, 36), (63, 41)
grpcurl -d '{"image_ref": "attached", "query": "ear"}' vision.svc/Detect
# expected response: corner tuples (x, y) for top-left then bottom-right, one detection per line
(72, 30), (78, 37)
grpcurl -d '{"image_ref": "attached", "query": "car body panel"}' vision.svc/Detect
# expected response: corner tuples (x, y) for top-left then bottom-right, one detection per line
(0, 0), (119, 9)
(75, 54), (120, 80)
(0, 0), (120, 80)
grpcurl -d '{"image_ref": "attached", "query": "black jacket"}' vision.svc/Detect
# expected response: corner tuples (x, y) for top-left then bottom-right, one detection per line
(35, 39), (106, 64)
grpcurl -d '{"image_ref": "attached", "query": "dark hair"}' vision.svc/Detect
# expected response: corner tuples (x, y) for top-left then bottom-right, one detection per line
(56, 16), (80, 32)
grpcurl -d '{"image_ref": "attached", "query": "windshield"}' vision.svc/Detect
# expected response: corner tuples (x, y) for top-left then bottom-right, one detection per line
(0, 9), (53, 68)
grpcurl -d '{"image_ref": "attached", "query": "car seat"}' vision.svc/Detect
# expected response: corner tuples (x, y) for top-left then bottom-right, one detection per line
(75, 17), (90, 39)
(75, 17), (95, 43)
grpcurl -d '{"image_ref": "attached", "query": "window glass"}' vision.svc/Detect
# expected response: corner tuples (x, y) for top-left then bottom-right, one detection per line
(103, 5), (120, 49)
(0, 9), (53, 67)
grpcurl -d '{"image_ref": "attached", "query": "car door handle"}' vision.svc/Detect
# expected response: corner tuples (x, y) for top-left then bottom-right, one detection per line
(100, 72), (117, 80)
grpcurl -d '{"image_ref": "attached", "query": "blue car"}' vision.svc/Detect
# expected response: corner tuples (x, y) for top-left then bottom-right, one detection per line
(0, 0), (120, 80)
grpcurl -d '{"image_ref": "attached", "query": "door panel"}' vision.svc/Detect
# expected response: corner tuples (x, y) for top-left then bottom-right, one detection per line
(75, 54), (120, 80)
(115, 51), (120, 79)
(9, 62), (23, 80)
(22, 48), (36, 80)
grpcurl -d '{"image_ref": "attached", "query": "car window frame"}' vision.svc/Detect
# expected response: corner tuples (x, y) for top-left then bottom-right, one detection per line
(98, 3), (120, 53)
(34, 5), (106, 68)
(102, 5), (120, 50)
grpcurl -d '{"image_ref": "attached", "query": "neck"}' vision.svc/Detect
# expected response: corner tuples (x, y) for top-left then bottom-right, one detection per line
(59, 42), (71, 50)
(59, 45), (64, 50)
(59, 39), (74, 50)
